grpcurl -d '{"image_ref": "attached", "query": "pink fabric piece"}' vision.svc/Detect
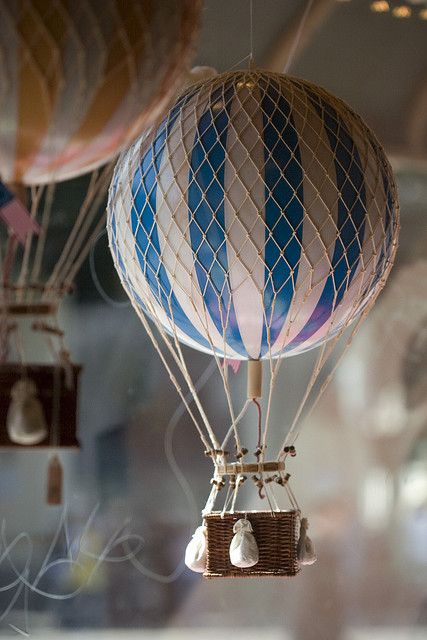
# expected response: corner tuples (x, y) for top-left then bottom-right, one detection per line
(222, 358), (241, 374)
(0, 199), (40, 245)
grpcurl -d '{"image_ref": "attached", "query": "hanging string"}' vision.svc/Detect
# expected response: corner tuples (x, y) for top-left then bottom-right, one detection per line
(202, 483), (220, 516)
(160, 307), (222, 451)
(283, 0), (315, 74)
(278, 299), (378, 454)
(182, 296), (244, 452)
(221, 399), (251, 450)
(259, 294), (302, 463)
(131, 301), (216, 452)
(264, 477), (280, 512)
(138, 295), (218, 451)
(63, 211), (107, 291)
(30, 182), (56, 298)
(226, 0), (254, 73)
(44, 162), (114, 300)
(220, 483), (232, 518)
(16, 184), (44, 303)
(249, 0), (254, 67)
(229, 54), (252, 71)
(230, 474), (242, 514)
(59, 166), (114, 289)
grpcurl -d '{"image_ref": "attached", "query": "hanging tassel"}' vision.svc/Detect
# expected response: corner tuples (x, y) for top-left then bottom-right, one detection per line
(229, 518), (259, 568)
(59, 349), (74, 390)
(46, 455), (63, 505)
(297, 517), (317, 566)
(7, 378), (48, 445)
(184, 525), (207, 573)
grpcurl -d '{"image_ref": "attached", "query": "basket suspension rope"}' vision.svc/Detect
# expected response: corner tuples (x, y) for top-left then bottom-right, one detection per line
(211, 347), (243, 454)
(29, 182), (55, 301)
(167, 317), (222, 451)
(131, 298), (217, 452)
(276, 294), (379, 457)
(43, 163), (113, 301)
(60, 166), (117, 290)
(16, 184), (44, 303)
(50, 164), (115, 295)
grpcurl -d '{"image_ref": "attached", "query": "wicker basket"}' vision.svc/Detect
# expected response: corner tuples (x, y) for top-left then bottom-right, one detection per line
(203, 510), (300, 578)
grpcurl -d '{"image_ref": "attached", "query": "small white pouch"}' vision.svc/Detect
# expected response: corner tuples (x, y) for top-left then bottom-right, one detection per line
(229, 518), (259, 568)
(184, 525), (207, 573)
(7, 378), (48, 445)
(297, 517), (317, 566)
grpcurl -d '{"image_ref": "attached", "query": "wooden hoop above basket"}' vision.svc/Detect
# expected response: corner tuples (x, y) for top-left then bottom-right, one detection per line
(216, 461), (286, 475)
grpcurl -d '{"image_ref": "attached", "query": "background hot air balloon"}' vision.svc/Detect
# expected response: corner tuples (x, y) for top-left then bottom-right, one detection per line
(0, 0), (201, 186)
(0, 0), (201, 503)
(108, 69), (399, 577)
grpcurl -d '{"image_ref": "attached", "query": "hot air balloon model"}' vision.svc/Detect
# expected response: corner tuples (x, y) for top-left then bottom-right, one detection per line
(0, 0), (201, 503)
(107, 69), (399, 577)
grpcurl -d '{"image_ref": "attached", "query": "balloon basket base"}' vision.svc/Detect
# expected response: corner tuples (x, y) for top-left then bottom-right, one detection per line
(203, 510), (301, 578)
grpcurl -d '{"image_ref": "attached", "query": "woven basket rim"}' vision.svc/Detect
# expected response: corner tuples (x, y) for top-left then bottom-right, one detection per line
(204, 509), (300, 517)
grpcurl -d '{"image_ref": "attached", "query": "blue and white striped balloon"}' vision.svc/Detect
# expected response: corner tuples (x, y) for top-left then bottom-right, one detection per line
(107, 70), (399, 360)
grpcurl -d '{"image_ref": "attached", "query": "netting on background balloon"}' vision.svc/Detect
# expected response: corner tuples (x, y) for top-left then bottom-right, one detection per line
(0, 0), (201, 185)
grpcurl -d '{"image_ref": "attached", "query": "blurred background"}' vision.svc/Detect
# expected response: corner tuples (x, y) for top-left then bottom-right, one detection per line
(0, 0), (426, 638)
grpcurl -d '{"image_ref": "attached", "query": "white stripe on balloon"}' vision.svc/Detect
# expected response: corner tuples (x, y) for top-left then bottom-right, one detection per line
(225, 81), (266, 359)
(270, 80), (339, 356)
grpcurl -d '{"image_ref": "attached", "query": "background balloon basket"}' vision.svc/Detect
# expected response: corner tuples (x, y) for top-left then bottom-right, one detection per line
(203, 510), (300, 578)
(0, 362), (81, 448)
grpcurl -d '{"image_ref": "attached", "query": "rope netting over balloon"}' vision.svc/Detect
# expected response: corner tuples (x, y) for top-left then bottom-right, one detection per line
(108, 69), (399, 518)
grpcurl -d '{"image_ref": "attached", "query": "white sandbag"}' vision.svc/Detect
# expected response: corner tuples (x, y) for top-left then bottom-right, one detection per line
(229, 518), (259, 568)
(184, 525), (207, 573)
(297, 517), (317, 566)
(7, 378), (48, 445)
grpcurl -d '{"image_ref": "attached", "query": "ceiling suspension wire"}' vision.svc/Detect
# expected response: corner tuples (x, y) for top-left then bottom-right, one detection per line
(283, 0), (315, 73)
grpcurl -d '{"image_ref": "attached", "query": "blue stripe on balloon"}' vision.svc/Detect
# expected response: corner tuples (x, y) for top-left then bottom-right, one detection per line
(285, 87), (367, 351)
(131, 90), (212, 351)
(260, 77), (304, 357)
(188, 80), (248, 357)
(110, 201), (147, 312)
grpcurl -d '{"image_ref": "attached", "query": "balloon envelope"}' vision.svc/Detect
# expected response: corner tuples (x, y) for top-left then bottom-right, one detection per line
(108, 70), (399, 360)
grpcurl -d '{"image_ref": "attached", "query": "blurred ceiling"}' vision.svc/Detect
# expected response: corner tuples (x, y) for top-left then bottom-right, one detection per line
(196, 0), (427, 168)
